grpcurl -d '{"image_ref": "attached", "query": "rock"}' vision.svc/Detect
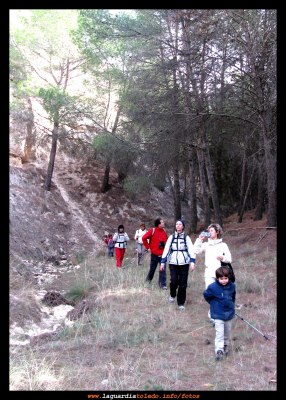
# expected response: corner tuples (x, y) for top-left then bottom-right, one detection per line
(42, 291), (72, 307)
(66, 298), (101, 321)
(30, 331), (58, 345)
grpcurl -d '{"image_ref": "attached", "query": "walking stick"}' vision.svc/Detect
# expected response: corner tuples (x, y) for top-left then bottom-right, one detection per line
(122, 250), (148, 269)
(235, 313), (269, 340)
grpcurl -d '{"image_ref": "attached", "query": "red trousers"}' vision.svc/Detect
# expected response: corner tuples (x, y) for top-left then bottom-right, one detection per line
(115, 247), (126, 267)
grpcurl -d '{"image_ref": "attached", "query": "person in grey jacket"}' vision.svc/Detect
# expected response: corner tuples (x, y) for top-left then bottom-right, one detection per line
(203, 265), (236, 360)
(160, 219), (196, 309)
(134, 223), (147, 265)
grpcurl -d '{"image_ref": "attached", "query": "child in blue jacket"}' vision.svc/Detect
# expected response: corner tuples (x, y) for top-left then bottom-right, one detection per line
(203, 265), (236, 360)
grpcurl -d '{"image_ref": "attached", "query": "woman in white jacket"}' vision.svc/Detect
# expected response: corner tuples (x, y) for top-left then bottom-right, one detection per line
(160, 219), (196, 309)
(194, 223), (232, 321)
(134, 223), (147, 265)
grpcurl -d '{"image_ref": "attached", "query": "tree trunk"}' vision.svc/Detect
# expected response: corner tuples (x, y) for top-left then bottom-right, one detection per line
(238, 163), (256, 223)
(197, 148), (211, 229)
(237, 138), (247, 216)
(167, 169), (181, 223)
(101, 159), (111, 193)
(188, 147), (198, 233)
(252, 61), (276, 226)
(203, 132), (223, 228)
(173, 163), (182, 221)
(263, 128), (276, 227)
(23, 98), (37, 163)
(44, 123), (59, 191)
(100, 107), (122, 191)
(254, 132), (267, 220)
(241, 9), (277, 227)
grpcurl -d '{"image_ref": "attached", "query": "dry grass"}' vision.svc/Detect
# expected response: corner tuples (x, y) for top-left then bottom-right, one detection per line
(10, 239), (277, 391)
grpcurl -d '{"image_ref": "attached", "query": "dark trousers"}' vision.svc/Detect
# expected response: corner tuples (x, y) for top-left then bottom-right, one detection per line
(146, 254), (166, 287)
(169, 263), (190, 306)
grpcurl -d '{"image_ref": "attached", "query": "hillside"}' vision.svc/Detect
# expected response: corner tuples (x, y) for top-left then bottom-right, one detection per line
(10, 153), (194, 264)
(9, 156), (276, 391)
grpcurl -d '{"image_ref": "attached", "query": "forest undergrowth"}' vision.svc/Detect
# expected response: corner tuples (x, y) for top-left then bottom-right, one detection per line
(10, 233), (276, 391)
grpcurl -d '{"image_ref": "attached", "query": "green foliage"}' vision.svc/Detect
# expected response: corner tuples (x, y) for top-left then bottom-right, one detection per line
(38, 87), (78, 124)
(65, 282), (91, 303)
(9, 40), (27, 85)
(92, 131), (138, 181)
(9, 9), (276, 224)
(92, 132), (115, 160)
(12, 10), (79, 58)
(152, 168), (168, 192)
(123, 176), (151, 200)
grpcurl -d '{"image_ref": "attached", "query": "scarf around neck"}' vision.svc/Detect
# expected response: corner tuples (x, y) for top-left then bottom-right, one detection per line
(208, 238), (222, 245)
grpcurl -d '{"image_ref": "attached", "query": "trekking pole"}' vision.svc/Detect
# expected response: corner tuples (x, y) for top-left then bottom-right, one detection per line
(235, 313), (269, 340)
(122, 250), (148, 270)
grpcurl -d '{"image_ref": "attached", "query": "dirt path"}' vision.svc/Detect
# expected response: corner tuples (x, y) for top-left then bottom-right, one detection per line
(52, 169), (102, 247)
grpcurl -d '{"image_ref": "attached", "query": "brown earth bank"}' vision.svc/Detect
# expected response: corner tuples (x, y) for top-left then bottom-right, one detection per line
(9, 155), (180, 263)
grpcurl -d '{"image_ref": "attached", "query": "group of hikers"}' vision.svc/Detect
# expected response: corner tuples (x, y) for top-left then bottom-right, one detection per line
(104, 218), (235, 361)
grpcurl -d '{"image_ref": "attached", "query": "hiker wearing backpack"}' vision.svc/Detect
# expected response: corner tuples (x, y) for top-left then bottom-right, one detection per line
(160, 219), (196, 309)
(194, 223), (232, 323)
(142, 218), (168, 289)
(107, 234), (115, 257)
(113, 225), (129, 267)
(134, 223), (147, 265)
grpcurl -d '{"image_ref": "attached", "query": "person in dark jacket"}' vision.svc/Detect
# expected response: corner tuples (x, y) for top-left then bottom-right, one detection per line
(142, 218), (168, 289)
(203, 265), (236, 360)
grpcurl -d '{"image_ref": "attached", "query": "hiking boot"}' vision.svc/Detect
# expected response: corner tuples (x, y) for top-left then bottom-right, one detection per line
(178, 305), (185, 310)
(224, 345), (229, 356)
(169, 296), (175, 303)
(159, 285), (167, 290)
(215, 350), (223, 360)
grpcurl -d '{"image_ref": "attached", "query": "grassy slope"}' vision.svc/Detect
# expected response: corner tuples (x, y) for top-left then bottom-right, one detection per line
(10, 230), (276, 391)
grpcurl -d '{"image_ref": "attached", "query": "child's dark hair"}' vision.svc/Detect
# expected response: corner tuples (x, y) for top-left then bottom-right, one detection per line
(216, 266), (230, 279)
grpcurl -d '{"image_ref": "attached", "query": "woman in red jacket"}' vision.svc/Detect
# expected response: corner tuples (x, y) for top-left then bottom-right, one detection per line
(142, 218), (168, 289)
